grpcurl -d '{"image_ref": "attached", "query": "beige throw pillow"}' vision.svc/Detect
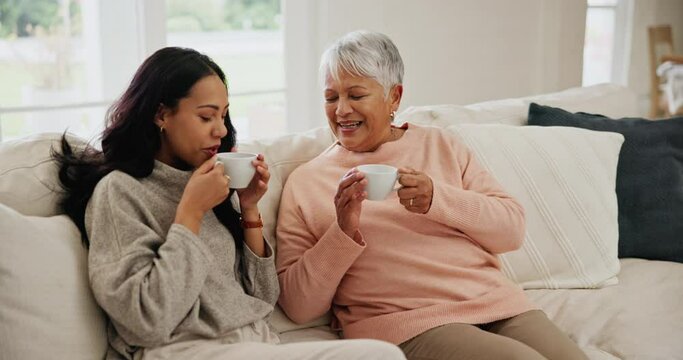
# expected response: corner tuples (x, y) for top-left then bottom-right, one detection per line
(446, 124), (623, 289)
(0, 204), (108, 359)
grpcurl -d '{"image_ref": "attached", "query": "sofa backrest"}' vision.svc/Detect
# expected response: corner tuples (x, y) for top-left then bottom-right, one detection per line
(396, 83), (639, 127)
(0, 132), (85, 217)
(0, 83), (636, 220)
(0, 83), (637, 337)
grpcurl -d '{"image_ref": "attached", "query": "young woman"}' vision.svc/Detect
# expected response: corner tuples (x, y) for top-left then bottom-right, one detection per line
(55, 47), (404, 360)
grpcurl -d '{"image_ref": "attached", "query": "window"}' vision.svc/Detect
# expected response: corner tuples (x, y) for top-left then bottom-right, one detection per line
(0, 0), (108, 142)
(582, 0), (634, 86)
(165, 0), (285, 141)
(0, 0), (285, 143)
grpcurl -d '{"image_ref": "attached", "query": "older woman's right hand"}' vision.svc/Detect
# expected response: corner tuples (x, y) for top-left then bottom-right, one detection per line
(335, 168), (367, 241)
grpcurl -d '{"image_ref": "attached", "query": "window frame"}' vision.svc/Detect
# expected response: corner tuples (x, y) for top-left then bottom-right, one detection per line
(583, 0), (634, 86)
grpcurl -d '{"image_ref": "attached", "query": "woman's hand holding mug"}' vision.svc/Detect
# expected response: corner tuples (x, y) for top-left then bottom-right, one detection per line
(397, 167), (433, 214)
(335, 168), (367, 242)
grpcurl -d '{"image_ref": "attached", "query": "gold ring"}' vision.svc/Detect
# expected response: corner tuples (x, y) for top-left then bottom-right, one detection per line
(409, 198), (414, 207)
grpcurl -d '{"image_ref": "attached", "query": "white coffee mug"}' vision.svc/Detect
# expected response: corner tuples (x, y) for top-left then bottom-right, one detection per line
(216, 152), (257, 189)
(357, 164), (398, 201)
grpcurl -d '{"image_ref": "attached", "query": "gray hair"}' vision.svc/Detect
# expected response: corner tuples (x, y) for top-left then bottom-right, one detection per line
(319, 30), (404, 98)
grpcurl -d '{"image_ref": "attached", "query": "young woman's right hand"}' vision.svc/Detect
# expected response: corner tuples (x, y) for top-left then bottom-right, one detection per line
(175, 155), (230, 234)
(334, 168), (367, 242)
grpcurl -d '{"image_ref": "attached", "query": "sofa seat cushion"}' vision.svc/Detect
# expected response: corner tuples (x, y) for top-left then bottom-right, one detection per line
(525, 258), (683, 360)
(0, 204), (108, 360)
(528, 103), (683, 263)
(279, 325), (341, 344)
(279, 259), (683, 360)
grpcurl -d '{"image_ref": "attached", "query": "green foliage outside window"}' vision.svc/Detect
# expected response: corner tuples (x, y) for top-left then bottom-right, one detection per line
(166, 0), (281, 32)
(0, 0), (278, 37)
(0, 0), (81, 38)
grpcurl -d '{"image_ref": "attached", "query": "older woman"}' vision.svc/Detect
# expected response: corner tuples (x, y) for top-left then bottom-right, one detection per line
(276, 31), (587, 360)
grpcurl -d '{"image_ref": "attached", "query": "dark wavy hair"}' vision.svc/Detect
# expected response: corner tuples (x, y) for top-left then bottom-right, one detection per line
(53, 47), (244, 259)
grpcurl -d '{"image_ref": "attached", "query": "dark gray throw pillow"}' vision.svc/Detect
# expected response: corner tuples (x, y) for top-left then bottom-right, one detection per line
(527, 103), (683, 263)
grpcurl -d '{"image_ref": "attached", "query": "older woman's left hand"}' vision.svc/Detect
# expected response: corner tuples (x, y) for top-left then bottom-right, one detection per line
(237, 154), (270, 211)
(397, 167), (433, 214)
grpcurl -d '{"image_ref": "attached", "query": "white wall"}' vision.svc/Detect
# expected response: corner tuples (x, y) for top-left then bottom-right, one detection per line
(627, 0), (683, 116)
(285, 0), (587, 132)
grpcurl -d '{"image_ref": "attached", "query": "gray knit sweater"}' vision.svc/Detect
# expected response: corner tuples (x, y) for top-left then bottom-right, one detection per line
(84, 160), (279, 359)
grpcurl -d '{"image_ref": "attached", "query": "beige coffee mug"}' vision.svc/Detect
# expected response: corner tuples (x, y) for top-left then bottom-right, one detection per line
(216, 152), (257, 189)
(357, 164), (398, 201)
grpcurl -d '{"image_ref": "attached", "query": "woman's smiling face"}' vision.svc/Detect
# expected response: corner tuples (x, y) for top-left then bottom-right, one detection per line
(323, 71), (401, 152)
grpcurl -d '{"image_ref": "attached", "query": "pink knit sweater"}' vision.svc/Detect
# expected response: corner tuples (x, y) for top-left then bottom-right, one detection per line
(276, 123), (536, 345)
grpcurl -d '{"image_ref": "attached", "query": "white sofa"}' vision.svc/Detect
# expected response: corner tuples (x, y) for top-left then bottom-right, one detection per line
(1, 84), (681, 360)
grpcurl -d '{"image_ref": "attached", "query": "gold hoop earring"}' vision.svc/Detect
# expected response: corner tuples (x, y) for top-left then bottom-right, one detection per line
(160, 126), (165, 133)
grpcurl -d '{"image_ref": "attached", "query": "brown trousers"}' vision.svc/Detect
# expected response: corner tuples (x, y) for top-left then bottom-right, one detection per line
(399, 310), (588, 360)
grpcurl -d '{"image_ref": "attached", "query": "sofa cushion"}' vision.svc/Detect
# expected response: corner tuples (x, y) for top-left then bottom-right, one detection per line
(238, 126), (336, 254)
(525, 258), (683, 360)
(279, 260), (683, 359)
(0, 132), (86, 217)
(397, 83), (639, 127)
(527, 103), (683, 263)
(446, 124), (623, 289)
(0, 204), (108, 360)
(238, 127), (336, 333)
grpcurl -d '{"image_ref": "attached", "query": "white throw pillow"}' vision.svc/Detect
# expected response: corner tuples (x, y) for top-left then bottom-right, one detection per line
(446, 124), (623, 289)
(0, 132), (86, 217)
(0, 204), (108, 359)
